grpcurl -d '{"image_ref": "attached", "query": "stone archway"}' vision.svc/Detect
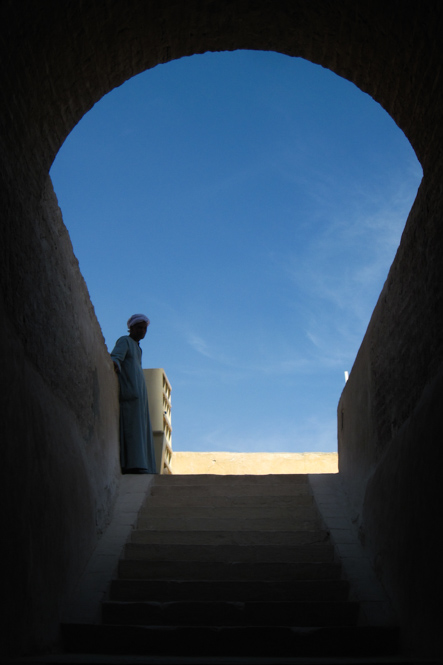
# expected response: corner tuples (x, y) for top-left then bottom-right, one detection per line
(1, 1), (443, 658)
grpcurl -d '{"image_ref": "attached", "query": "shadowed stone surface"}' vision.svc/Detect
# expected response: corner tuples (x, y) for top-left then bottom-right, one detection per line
(62, 474), (398, 660)
(2, 1), (443, 658)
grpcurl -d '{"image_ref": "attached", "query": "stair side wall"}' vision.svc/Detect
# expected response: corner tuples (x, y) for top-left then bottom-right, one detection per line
(338, 176), (443, 658)
(0, 176), (121, 656)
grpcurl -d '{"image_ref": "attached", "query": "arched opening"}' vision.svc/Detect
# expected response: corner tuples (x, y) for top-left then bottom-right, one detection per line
(2, 2), (443, 658)
(50, 50), (421, 456)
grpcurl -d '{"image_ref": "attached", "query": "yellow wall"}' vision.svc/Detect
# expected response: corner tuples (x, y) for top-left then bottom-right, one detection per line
(171, 451), (338, 474)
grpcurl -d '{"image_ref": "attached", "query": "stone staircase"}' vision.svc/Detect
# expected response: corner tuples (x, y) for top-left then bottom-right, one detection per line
(62, 474), (400, 662)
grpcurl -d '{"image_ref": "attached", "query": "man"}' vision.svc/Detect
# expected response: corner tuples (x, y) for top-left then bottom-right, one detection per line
(111, 314), (156, 474)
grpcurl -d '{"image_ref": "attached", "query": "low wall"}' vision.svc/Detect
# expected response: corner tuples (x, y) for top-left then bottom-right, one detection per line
(172, 452), (338, 475)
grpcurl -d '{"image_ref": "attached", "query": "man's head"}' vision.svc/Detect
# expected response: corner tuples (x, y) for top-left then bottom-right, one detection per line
(127, 313), (150, 341)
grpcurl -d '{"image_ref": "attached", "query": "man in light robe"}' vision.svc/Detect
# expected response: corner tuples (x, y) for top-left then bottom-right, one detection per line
(111, 314), (156, 474)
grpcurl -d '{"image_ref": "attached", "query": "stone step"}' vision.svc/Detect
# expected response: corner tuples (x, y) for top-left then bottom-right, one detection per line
(152, 473), (310, 485)
(101, 599), (360, 627)
(138, 508), (320, 532)
(139, 494), (315, 509)
(138, 501), (320, 519)
(130, 528), (330, 546)
(62, 623), (399, 658)
(123, 541), (335, 563)
(25, 656), (435, 665)
(118, 559), (342, 581)
(59, 471), (401, 663)
(148, 483), (311, 497)
(109, 577), (351, 602)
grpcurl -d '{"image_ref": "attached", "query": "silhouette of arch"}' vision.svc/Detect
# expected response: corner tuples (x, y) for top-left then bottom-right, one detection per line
(2, 2), (443, 658)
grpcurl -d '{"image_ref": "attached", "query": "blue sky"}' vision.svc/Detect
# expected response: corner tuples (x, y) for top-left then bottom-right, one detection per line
(50, 50), (422, 453)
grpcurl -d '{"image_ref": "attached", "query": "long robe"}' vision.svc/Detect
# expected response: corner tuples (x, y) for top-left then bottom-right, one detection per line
(111, 335), (156, 473)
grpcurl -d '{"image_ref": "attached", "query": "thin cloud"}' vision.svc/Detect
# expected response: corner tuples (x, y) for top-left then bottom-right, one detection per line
(272, 178), (419, 375)
(283, 175), (419, 315)
(187, 333), (213, 359)
(182, 335), (311, 378)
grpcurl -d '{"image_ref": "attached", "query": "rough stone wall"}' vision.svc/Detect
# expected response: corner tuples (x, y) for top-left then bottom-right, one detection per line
(1, 0), (443, 657)
(0, 173), (121, 655)
(338, 171), (443, 655)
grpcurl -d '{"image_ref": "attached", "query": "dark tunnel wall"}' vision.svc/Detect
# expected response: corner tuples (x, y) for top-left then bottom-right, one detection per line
(1, 0), (443, 657)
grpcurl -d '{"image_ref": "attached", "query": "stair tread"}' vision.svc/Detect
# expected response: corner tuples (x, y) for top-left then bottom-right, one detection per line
(138, 508), (319, 515)
(62, 623), (399, 657)
(152, 473), (310, 483)
(149, 484), (311, 494)
(130, 529), (330, 545)
(101, 599), (360, 627)
(138, 497), (315, 510)
(123, 541), (335, 563)
(136, 520), (322, 533)
(118, 559), (343, 580)
(109, 577), (351, 602)
(19, 656), (434, 665)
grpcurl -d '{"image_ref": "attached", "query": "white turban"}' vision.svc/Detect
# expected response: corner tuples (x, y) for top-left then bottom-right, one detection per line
(127, 313), (150, 329)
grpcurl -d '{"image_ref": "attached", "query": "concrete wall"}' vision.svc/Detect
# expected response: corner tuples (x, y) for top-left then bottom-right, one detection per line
(1, 0), (443, 658)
